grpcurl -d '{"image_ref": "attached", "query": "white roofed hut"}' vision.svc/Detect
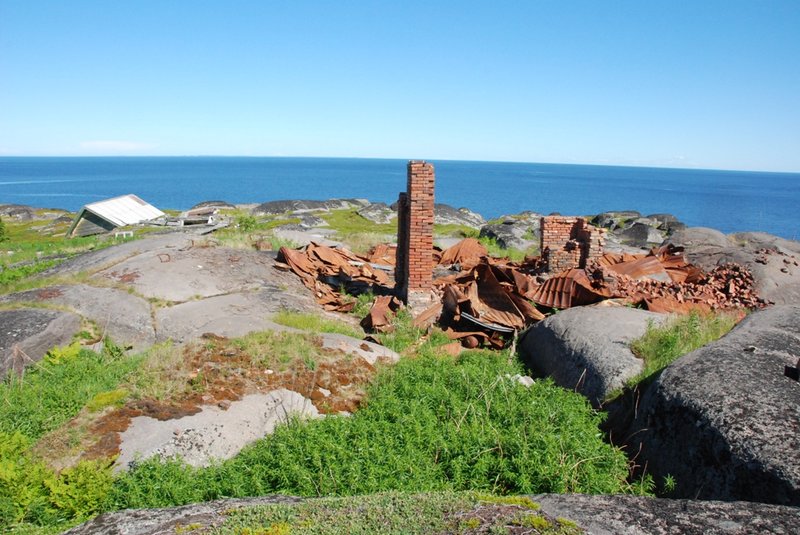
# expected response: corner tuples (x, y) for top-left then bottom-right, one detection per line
(68, 194), (165, 238)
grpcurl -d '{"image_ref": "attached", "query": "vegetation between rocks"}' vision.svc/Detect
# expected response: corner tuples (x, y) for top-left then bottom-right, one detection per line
(210, 491), (581, 535)
(628, 310), (738, 386)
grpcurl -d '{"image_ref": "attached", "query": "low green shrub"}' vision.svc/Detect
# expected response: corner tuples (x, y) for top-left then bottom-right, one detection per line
(108, 351), (634, 510)
(0, 431), (112, 529)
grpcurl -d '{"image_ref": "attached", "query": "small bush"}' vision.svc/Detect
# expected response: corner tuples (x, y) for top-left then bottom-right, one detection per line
(0, 432), (112, 528)
(236, 215), (258, 232)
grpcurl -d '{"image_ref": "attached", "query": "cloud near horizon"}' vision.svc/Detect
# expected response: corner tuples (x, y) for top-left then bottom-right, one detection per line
(79, 140), (155, 153)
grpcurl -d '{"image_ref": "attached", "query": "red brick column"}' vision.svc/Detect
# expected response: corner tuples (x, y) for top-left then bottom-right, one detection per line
(540, 216), (605, 273)
(395, 161), (435, 305)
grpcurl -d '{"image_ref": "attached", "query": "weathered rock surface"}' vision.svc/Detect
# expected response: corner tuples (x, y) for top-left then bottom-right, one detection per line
(319, 333), (400, 365)
(91, 244), (291, 302)
(479, 212), (541, 251)
(519, 306), (665, 407)
(626, 305), (800, 505)
(0, 285), (155, 351)
(591, 210), (642, 230)
(434, 204), (486, 229)
(357, 201), (395, 224)
(65, 493), (800, 535)
(42, 232), (194, 277)
(190, 200), (236, 210)
(252, 199), (370, 216)
(116, 390), (320, 470)
(0, 203), (37, 220)
(0, 308), (81, 377)
(155, 288), (314, 343)
(64, 496), (302, 535)
(532, 493), (800, 534)
(618, 221), (666, 248)
(666, 227), (800, 305)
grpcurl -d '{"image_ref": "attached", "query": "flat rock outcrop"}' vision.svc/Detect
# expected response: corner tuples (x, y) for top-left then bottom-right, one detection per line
(519, 306), (664, 407)
(627, 305), (800, 505)
(666, 227), (800, 305)
(116, 390), (320, 470)
(65, 493), (800, 535)
(0, 308), (81, 377)
(252, 199), (369, 216)
(155, 288), (313, 343)
(0, 285), (155, 351)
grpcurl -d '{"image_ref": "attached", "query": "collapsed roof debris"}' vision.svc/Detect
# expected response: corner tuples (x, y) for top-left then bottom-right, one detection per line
(276, 239), (763, 350)
(275, 242), (393, 312)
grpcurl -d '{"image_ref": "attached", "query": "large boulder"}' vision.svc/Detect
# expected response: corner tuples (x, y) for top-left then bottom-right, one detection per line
(519, 306), (665, 407)
(479, 212), (541, 251)
(434, 204), (485, 229)
(627, 305), (800, 505)
(0, 308), (81, 377)
(666, 228), (800, 305)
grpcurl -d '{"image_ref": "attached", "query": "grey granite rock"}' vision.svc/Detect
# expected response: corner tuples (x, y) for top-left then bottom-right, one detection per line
(519, 306), (665, 407)
(252, 199), (370, 216)
(0, 308), (81, 377)
(479, 212), (541, 251)
(532, 493), (800, 534)
(627, 305), (800, 505)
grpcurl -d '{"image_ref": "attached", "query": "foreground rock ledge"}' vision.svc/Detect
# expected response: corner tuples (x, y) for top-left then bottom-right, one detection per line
(64, 494), (800, 535)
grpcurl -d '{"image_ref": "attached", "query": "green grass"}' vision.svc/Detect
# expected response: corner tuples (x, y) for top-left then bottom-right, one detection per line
(272, 310), (364, 339)
(321, 209), (396, 236)
(0, 342), (141, 441)
(107, 350), (635, 511)
(628, 311), (738, 386)
(210, 491), (581, 535)
(230, 330), (326, 371)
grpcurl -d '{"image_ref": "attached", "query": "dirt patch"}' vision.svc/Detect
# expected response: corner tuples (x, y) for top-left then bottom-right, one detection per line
(107, 269), (141, 283)
(36, 287), (64, 299)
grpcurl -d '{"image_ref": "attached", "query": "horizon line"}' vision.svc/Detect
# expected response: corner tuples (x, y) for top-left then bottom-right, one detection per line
(0, 154), (797, 175)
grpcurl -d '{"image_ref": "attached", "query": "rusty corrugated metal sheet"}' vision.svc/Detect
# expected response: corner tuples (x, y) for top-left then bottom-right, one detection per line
(530, 268), (610, 309)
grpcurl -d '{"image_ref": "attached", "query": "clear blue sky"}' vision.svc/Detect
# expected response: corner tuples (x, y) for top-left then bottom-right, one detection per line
(1, 0), (798, 171)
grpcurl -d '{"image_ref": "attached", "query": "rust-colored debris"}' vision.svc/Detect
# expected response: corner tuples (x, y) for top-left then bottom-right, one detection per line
(438, 237), (488, 269)
(277, 242), (394, 311)
(360, 295), (402, 333)
(277, 237), (764, 351)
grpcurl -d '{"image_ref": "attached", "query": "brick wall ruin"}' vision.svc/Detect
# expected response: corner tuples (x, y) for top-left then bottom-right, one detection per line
(395, 161), (435, 305)
(540, 216), (605, 273)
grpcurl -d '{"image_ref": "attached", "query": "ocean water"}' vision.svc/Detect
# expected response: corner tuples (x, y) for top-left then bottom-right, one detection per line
(1, 157), (798, 240)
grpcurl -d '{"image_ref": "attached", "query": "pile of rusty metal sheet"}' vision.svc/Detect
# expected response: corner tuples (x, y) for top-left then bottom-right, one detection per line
(422, 259), (546, 349)
(276, 242), (393, 312)
(277, 238), (763, 349)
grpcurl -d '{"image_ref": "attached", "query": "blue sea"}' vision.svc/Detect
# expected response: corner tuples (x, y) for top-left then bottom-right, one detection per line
(1, 157), (798, 240)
